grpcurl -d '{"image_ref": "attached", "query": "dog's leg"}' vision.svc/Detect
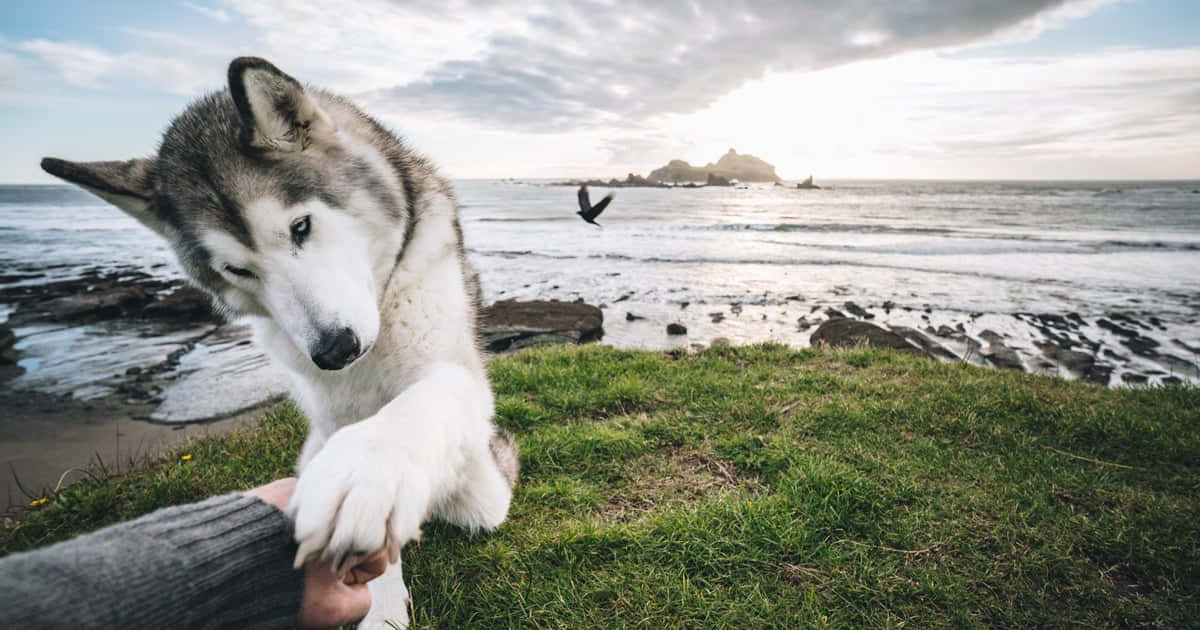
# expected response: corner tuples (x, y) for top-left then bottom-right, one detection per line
(288, 361), (501, 621)
(359, 560), (411, 630)
(433, 429), (518, 531)
(295, 427), (327, 473)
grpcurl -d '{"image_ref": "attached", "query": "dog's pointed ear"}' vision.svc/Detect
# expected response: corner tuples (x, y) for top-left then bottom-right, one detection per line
(40, 157), (171, 236)
(228, 57), (335, 152)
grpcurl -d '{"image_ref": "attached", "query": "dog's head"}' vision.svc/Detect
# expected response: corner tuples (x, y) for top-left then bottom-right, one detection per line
(42, 57), (412, 371)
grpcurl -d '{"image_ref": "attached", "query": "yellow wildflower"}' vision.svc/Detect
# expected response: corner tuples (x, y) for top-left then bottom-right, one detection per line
(181, 454), (193, 461)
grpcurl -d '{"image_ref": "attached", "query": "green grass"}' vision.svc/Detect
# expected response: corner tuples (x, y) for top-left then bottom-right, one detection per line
(3, 344), (1198, 628)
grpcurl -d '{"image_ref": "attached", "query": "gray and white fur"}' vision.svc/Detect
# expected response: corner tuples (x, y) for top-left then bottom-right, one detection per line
(41, 56), (517, 629)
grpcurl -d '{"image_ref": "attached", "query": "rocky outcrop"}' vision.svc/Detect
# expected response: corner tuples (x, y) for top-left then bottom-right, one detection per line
(705, 172), (731, 187)
(480, 300), (604, 353)
(810, 318), (930, 357)
(558, 173), (668, 188)
(1, 269), (217, 327)
(39, 285), (153, 322)
(140, 287), (217, 322)
(647, 160), (705, 183)
(648, 148), (781, 183)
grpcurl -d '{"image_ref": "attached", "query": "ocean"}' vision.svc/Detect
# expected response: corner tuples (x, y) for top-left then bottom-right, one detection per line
(2, 180), (1198, 421)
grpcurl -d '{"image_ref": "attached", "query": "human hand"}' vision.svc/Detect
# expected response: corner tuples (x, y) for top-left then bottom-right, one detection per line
(298, 549), (389, 629)
(244, 478), (390, 629)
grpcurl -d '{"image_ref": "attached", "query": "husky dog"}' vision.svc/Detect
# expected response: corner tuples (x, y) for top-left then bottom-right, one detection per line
(41, 57), (518, 628)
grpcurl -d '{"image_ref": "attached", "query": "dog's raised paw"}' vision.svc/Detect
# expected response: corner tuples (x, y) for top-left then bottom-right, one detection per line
(288, 422), (429, 569)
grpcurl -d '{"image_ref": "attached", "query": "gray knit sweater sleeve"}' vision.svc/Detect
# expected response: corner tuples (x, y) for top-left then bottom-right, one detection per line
(0, 494), (304, 629)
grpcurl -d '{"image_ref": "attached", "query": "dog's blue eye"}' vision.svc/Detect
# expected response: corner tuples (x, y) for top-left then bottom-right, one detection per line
(224, 264), (255, 279)
(291, 215), (311, 245)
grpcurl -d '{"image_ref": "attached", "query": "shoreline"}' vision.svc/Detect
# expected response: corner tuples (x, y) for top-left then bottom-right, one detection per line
(2, 262), (1198, 503)
(4, 263), (1198, 402)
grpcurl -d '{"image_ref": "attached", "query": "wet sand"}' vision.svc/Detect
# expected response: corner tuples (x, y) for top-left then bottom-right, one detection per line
(0, 382), (269, 519)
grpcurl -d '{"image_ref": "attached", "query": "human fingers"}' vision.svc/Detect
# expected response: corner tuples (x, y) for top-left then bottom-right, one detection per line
(345, 550), (390, 585)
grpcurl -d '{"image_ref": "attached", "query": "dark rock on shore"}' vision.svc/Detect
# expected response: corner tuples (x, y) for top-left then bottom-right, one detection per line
(667, 323), (688, 335)
(979, 330), (1024, 372)
(810, 318), (930, 357)
(1097, 318), (1138, 338)
(890, 326), (957, 361)
(625, 312), (646, 321)
(842, 301), (873, 320)
(1035, 341), (1112, 385)
(41, 285), (153, 322)
(141, 287), (216, 322)
(933, 324), (959, 338)
(0, 324), (17, 365)
(480, 300), (604, 353)
(1, 268), (219, 328)
(1121, 335), (1160, 358)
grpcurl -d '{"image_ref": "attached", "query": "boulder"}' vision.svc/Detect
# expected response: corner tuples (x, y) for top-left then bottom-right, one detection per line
(842, 301), (873, 320)
(979, 330), (1024, 372)
(1035, 341), (1111, 385)
(480, 300), (603, 353)
(1121, 335), (1160, 358)
(890, 326), (957, 361)
(0, 323), (17, 365)
(666, 323), (688, 335)
(810, 318), (930, 357)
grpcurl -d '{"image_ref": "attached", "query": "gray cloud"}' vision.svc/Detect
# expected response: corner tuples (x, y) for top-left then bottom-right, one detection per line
(364, 0), (1077, 130)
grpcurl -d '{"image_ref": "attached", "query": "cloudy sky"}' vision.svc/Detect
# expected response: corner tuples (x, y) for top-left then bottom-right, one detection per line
(2, 0), (1198, 182)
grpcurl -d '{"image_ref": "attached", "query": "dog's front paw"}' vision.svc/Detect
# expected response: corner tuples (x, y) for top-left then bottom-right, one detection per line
(288, 423), (429, 569)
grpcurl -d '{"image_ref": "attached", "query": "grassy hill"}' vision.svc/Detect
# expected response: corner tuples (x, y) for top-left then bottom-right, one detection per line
(3, 344), (1197, 628)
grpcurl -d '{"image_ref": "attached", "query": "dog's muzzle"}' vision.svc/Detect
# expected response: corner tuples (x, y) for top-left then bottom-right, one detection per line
(311, 327), (361, 370)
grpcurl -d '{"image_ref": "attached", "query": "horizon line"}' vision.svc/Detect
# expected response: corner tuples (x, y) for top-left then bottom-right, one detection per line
(4, 176), (1199, 186)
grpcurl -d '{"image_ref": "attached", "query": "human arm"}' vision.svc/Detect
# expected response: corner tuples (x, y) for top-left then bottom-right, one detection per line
(0, 490), (303, 629)
(0, 478), (387, 630)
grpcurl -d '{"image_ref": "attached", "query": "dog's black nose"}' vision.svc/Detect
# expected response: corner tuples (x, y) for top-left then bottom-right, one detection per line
(311, 327), (361, 370)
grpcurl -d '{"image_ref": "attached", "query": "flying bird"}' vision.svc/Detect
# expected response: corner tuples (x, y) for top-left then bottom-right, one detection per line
(576, 184), (613, 226)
